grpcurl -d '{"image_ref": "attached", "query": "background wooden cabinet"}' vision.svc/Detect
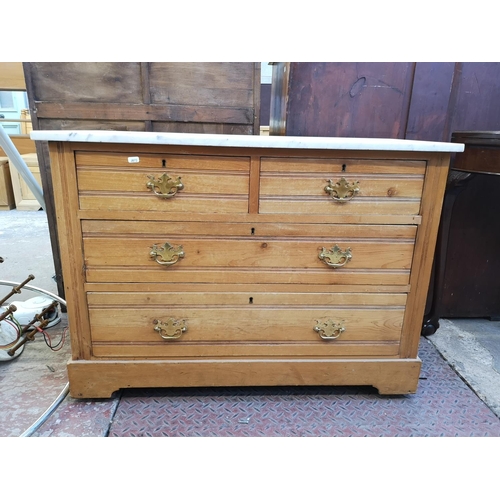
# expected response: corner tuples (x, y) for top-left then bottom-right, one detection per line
(270, 62), (500, 141)
(270, 62), (500, 323)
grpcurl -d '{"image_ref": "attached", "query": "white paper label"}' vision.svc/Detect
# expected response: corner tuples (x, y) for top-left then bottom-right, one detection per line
(128, 156), (140, 163)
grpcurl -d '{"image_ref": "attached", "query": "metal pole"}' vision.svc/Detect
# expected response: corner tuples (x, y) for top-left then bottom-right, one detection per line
(0, 125), (45, 211)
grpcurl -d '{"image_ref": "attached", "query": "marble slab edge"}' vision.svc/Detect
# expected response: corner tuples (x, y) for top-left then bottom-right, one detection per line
(30, 130), (465, 153)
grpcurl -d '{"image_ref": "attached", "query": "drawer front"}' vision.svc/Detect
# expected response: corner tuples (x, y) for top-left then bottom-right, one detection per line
(260, 157), (426, 215)
(75, 152), (250, 213)
(88, 291), (405, 358)
(82, 220), (416, 285)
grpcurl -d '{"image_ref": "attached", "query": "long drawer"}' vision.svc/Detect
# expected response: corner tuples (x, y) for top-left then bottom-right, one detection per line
(260, 157), (426, 215)
(88, 290), (406, 358)
(81, 220), (417, 285)
(75, 151), (251, 213)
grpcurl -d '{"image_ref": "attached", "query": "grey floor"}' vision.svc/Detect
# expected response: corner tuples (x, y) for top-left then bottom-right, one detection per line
(427, 318), (500, 418)
(1, 209), (500, 429)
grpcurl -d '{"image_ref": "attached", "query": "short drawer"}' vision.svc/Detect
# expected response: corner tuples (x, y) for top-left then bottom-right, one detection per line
(81, 220), (416, 286)
(259, 157), (426, 215)
(88, 290), (406, 358)
(75, 151), (250, 213)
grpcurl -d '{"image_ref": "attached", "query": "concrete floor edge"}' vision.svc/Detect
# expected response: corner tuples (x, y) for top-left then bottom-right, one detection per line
(427, 318), (500, 419)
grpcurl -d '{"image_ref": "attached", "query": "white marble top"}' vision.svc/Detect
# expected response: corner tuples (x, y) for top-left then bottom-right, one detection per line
(30, 130), (465, 153)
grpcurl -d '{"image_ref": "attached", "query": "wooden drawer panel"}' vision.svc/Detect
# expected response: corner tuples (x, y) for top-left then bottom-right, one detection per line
(89, 307), (404, 343)
(83, 237), (414, 269)
(260, 158), (427, 175)
(82, 221), (416, 285)
(85, 268), (411, 286)
(260, 175), (424, 198)
(87, 290), (408, 307)
(92, 343), (400, 358)
(82, 220), (418, 239)
(88, 291), (405, 358)
(79, 194), (249, 213)
(75, 152), (250, 213)
(260, 157), (425, 215)
(78, 170), (249, 195)
(76, 152), (250, 171)
(259, 198), (422, 215)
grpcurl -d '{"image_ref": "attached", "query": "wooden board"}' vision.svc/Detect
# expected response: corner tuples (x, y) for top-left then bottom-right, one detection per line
(67, 358), (422, 398)
(0, 62), (25, 90)
(0, 136), (36, 156)
(0, 159), (15, 210)
(9, 153), (42, 210)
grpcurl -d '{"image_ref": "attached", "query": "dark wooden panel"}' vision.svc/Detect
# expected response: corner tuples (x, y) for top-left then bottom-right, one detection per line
(425, 132), (500, 330)
(151, 122), (254, 135)
(28, 62), (144, 103)
(405, 62), (456, 141)
(282, 62), (415, 138)
(39, 119), (146, 132)
(260, 83), (271, 126)
(270, 62), (500, 142)
(149, 62), (257, 108)
(34, 102), (254, 124)
(450, 63), (500, 131)
(440, 173), (500, 318)
(453, 146), (500, 174)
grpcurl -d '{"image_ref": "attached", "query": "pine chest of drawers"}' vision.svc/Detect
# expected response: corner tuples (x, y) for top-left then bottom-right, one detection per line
(31, 130), (464, 398)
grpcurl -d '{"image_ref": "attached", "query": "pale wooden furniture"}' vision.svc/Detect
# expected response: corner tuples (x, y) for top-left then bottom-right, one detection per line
(0, 135), (36, 156)
(0, 157), (15, 210)
(31, 130), (464, 398)
(8, 153), (42, 210)
(0, 63), (25, 91)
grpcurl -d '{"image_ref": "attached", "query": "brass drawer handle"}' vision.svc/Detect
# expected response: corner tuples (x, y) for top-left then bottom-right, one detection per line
(154, 318), (187, 340)
(318, 245), (352, 268)
(324, 177), (360, 202)
(314, 319), (345, 340)
(150, 242), (185, 266)
(146, 173), (184, 198)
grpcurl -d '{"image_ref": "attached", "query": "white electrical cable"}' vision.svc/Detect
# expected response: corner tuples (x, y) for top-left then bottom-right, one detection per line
(19, 382), (70, 437)
(0, 280), (69, 437)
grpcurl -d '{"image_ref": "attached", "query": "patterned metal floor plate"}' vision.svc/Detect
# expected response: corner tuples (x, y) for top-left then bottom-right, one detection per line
(108, 339), (500, 437)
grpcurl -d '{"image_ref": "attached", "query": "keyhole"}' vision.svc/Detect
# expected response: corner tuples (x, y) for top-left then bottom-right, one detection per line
(251, 227), (255, 235)
(162, 159), (167, 167)
(249, 297), (253, 304)
(342, 164), (347, 172)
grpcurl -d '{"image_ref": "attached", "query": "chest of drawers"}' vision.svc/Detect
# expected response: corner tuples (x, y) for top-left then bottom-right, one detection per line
(31, 131), (463, 398)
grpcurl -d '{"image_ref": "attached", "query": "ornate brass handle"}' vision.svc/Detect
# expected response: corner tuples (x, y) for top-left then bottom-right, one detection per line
(324, 177), (360, 202)
(318, 245), (352, 268)
(146, 173), (184, 198)
(154, 318), (187, 340)
(314, 319), (345, 340)
(150, 242), (185, 266)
